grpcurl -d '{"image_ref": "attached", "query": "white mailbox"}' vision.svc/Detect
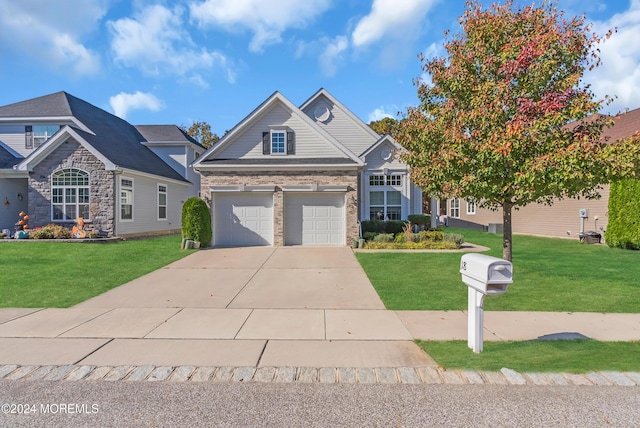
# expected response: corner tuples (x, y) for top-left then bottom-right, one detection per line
(460, 254), (513, 353)
(460, 253), (512, 294)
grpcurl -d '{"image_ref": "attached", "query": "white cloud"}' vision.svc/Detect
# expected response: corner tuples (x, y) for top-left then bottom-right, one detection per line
(109, 91), (165, 119)
(587, 0), (640, 113)
(108, 5), (235, 84)
(368, 106), (397, 123)
(319, 36), (349, 77)
(0, 0), (106, 75)
(352, 0), (438, 48)
(189, 0), (333, 52)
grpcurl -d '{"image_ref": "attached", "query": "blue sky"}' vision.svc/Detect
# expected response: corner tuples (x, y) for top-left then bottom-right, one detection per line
(1, 0), (638, 136)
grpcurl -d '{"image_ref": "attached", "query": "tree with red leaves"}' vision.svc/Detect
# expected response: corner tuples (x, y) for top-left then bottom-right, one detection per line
(398, 0), (640, 261)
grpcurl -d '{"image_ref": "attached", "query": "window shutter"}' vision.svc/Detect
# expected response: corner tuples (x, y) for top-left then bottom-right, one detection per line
(25, 125), (33, 149)
(262, 131), (270, 155)
(286, 131), (295, 155)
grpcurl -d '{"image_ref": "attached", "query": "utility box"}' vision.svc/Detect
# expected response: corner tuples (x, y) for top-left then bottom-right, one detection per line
(487, 223), (503, 234)
(460, 253), (513, 353)
(460, 253), (512, 294)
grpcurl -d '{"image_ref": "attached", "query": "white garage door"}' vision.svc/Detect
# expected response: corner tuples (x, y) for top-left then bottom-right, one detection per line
(214, 192), (273, 246)
(285, 192), (345, 245)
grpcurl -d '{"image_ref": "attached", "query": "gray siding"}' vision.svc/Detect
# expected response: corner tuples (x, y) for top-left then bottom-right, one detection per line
(149, 146), (186, 177)
(115, 173), (190, 236)
(0, 125), (29, 157)
(302, 96), (378, 156)
(217, 101), (344, 159)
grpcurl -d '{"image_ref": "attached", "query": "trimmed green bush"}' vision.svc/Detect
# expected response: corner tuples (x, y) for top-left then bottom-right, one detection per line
(181, 197), (212, 247)
(606, 180), (640, 250)
(361, 220), (405, 235)
(407, 214), (431, 227)
(363, 232), (379, 241)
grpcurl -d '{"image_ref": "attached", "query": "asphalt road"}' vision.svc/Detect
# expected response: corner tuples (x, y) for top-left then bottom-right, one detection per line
(1, 380), (638, 427)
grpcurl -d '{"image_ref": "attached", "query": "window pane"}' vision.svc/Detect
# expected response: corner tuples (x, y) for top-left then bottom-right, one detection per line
(370, 207), (385, 220)
(387, 175), (402, 186)
(158, 206), (167, 219)
(53, 205), (64, 220)
(79, 204), (90, 219)
(65, 205), (76, 221)
(369, 175), (384, 186)
(65, 188), (76, 203)
(387, 191), (401, 205)
(369, 191), (384, 206)
(271, 132), (285, 153)
(121, 205), (132, 220)
(159, 194), (166, 205)
(386, 206), (401, 220)
(78, 188), (89, 203)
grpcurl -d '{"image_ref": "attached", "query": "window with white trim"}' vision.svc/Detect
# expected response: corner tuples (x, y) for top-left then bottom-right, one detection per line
(158, 184), (167, 220)
(466, 198), (476, 215)
(271, 131), (285, 154)
(51, 168), (90, 221)
(449, 198), (461, 218)
(33, 125), (60, 147)
(368, 173), (403, 221)
(120, 178), (133, 221)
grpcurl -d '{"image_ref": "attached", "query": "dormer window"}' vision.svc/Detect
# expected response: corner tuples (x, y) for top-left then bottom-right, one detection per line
(262, 129), (295, 155)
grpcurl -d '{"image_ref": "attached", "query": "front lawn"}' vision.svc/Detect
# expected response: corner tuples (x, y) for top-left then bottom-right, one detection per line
(0, 235), (194, 308)
(356, 228), (640, 312)
(417, 339), (640, 373)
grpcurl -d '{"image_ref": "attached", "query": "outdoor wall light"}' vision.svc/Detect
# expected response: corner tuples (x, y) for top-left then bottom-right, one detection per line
(16, 193), (23, 201)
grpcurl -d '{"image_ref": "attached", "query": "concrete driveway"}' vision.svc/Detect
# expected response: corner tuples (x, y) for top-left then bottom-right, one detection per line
(0, 247), (434, 368)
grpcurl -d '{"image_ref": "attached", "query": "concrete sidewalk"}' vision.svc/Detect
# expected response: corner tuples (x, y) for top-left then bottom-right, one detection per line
(0, 246), (638, 380)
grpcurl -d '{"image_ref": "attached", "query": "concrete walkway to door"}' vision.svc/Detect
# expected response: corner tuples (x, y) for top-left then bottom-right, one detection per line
(0, 247), (434, 369)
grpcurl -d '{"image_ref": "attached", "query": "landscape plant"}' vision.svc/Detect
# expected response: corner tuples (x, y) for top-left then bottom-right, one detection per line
(181, 197), (212, 247)
(605, 179), (640, 249)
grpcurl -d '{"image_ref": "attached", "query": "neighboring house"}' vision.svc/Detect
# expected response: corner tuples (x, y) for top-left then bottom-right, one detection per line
(447, 107), (640, 239)
(192, 88), (422, 246)
(0, 92), (205, 237)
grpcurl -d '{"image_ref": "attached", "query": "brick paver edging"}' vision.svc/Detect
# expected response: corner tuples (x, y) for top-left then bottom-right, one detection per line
(1, 364), (639, 386)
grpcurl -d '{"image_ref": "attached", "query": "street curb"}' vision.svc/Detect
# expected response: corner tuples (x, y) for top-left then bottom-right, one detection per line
(0, 364), (638, 386)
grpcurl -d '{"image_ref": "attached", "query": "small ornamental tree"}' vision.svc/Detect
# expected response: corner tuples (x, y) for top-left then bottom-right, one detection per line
(182, 121), (220, 149)
(397, 0), (640, 261)
(181, 197), (212, 247)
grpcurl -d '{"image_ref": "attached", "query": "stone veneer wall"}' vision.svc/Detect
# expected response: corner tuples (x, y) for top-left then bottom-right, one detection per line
(28, 139), (115, 235)
(200, 170), (359, 246)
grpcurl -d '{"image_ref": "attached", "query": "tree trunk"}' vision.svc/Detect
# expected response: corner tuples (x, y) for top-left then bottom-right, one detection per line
(502, 201), (513, 262)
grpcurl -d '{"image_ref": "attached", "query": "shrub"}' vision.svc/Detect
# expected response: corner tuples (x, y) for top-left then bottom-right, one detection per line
(444, 233), (465, 248)
(606, 180), (640, 250)
(363, 240), (459, 250)
(181, 197), (212, 247)
(363, 232), (379, 241)
(30, 224), (72, 239)
(373, 233), (394, 242)
(361, 220), (406, 235)
(407, 214), (431, 228)
(414, 230), (444, 242)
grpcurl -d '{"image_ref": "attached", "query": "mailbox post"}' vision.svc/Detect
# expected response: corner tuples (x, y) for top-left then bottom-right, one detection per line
(460, 254), (513, 353)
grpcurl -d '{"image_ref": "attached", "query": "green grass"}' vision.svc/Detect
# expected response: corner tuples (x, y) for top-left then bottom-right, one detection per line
(417, 340), (640, 373)
(356, 228), (640, 312)
(0, 235), (194, 308)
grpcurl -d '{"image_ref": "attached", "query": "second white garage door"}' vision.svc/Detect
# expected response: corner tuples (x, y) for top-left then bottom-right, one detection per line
(214, 192), (273, 246)
(284, 192), (345, 245)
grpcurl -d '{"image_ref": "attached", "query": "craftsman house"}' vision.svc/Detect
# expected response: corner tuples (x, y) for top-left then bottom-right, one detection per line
(0, 92), (204, 237)
(193, 88), (423, 246)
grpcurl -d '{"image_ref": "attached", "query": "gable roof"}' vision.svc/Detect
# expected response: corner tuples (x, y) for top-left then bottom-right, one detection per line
(359, 134), (405, 160)
(0, 92), (188, 182)
(193, 91), (364, 169)
(299, 88), (382, 156)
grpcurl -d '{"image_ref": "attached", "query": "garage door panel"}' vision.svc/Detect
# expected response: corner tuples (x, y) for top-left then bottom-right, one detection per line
(285, 193), (345, 246)
(214, 193), (273, 246)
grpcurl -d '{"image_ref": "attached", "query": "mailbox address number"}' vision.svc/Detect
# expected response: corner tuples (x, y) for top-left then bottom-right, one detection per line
(461, 261), (467, 271)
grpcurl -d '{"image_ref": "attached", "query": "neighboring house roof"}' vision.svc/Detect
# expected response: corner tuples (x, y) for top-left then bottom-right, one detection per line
(0, 92), (188, 182)
(193, 91), (364, 169)
(0, 143), (20, 169)
(136, 125), (205, 151)
(602, 108), (640, 142)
